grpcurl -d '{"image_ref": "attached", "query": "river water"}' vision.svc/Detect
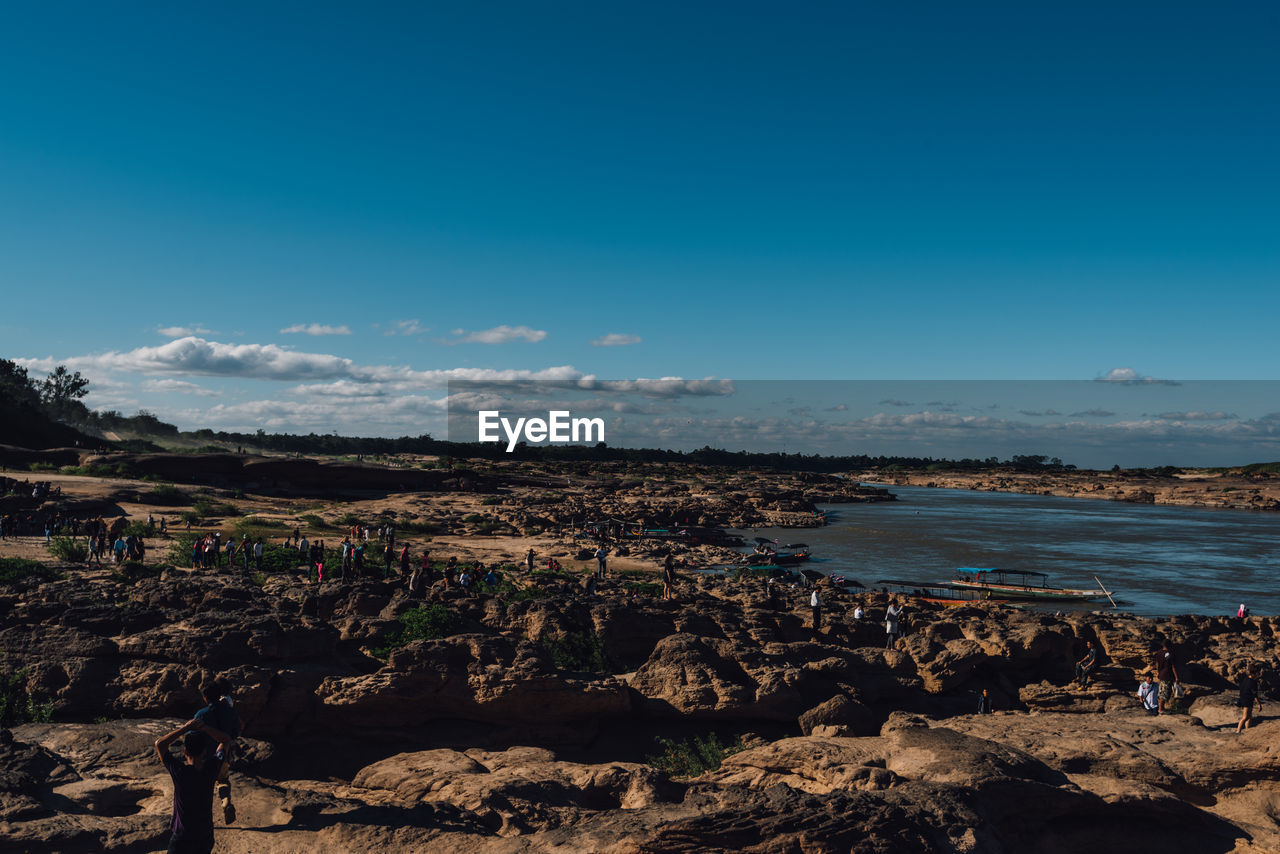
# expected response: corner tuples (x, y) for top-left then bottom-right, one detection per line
(739, 485), (1280, 617)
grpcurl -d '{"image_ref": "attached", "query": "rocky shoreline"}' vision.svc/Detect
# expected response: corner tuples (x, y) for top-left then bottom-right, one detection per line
(857, 467), (1280, 513)
(1, 455), (1277, 852)
(1, 565), (1276, 853)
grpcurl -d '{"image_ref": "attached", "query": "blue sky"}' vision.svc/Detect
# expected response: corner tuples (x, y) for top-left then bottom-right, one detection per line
(3, 3), (1277, 460)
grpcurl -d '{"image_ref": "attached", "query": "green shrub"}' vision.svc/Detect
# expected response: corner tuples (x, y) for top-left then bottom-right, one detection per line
(46, 537), (88, 563)
(0, 558), (63, 587)
(374, 605), (462, 656)
(0, 668), (54, 727)
(141, 485), (190, 506)
(123, 520), (154, 537)
(539, 629), (611, 673)
(27, 462), (57, 472)
(646, 733), (745, 778)
(298, 514), (331, 529)
(480, 496), (502, 506)
(249, 572), (267, 587)
(168, 533), (198, 564)
(259, 545), (302, 573)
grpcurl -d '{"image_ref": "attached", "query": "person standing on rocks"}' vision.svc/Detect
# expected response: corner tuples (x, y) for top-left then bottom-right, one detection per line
(595, 545), (608, 580)
(1237, 666), (1263, 732)
(1154, 641), (1181, 714)
(884, 600), (903, 649)
(1074, 640), (1098, 688)
(663, 553), (676, 600)
(1138, 672), (1159, 715)
(810, 586), (822, 633)
(526, 548), (535, 573)
(154, 716), (234, 854)
(978, 687), (994, 714)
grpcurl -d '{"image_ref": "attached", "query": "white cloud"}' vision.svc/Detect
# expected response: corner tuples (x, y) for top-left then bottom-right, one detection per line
(166, 395), (451, 435)
(280, 323), (352, 336)
(591, 333), (642, 347)
(143, 379), (220, 397)
(157, 324), (214, 338)
(384, 319), (428, 336)
(1097, 368), (1180, 386)
(19, 337), (354, 381)
(446, 325), (547, 345)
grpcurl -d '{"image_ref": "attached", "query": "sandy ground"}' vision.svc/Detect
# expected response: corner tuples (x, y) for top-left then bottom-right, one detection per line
(0, 468), (667, 576)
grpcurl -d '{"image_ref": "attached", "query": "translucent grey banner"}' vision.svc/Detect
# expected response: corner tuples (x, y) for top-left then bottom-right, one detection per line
(446, 379), (1280, 468)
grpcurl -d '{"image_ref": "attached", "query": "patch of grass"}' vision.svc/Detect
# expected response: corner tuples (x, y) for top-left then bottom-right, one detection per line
(0, 558), (63, 587)
(624, 582), (663, 596)
(480, 496), (502, 506)
(193, 497), (241, 519)
(539, 629), (612, 673)
(0, 668), (54, 726)
(141, 484), (190, 506)
(374, 605), (462, 656)
(46, 536), (89, 563)
(233, 516), (286, 537)
(297, 513), (332, 530)
(249, 572), (267, 587)
(27, 462), (58, 472)
(646, 733), (745, 778)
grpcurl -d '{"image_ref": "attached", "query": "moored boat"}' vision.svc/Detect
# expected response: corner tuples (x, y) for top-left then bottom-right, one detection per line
(747, 538), (810, 565)
(948, 568), (1108, 602)
(876, 579), (1019, 606)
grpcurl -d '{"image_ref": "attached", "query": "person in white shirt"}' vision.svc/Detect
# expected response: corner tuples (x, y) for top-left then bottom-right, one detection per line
(853, 603), (864, 621)
(1138, 672), (1159, 716)
(810, 587), (822, 633)
(885, 602), (904, 649)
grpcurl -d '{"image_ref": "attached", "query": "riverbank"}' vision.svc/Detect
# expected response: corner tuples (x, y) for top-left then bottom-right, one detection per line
(855, 466), (1280, 512)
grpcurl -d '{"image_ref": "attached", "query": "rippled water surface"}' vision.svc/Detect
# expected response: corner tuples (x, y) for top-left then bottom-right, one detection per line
(740, 485), (1280, 616)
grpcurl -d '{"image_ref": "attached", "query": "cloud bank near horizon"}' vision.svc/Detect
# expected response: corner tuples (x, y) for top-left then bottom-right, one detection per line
(12, 340), (1277, 467)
